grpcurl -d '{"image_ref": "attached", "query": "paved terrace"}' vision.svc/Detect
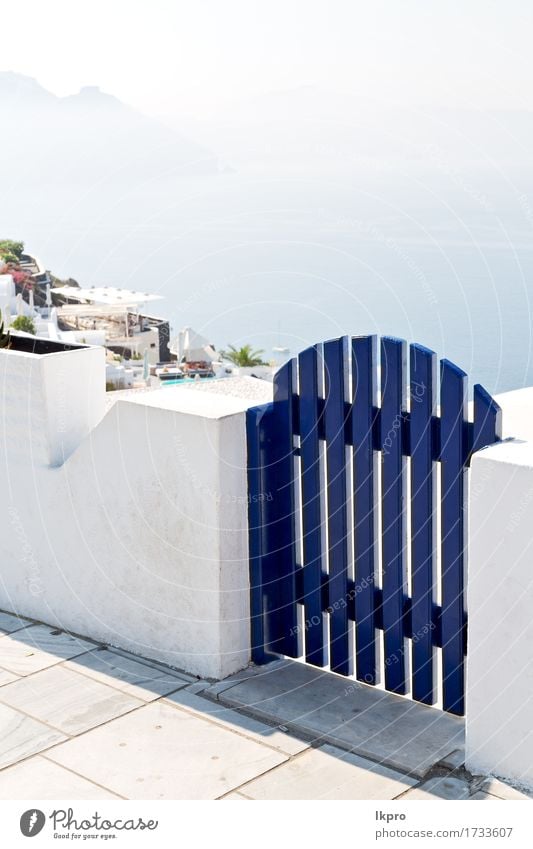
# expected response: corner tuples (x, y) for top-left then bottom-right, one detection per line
(0, 611), (529, 801)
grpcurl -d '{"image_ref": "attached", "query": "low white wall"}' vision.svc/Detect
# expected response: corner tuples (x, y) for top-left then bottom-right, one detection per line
(494, 386), (533, 441)
(0, 350), (251, 679)
(0, 344), (105, 467)
(466, 436), (533, 789)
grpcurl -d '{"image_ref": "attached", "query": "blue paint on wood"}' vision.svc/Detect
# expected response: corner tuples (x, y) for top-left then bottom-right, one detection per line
(380, 337), (408, 694)
(247, 334), (502, 717)
(410, 344), (437, 704)
(324, 337), (352, 675)
(472, 384), (502, 455)
(246, 404), (271, 664)
(440, 359), (468, 715)
(269, 360), (301, 657)
(351, 335), (377, 684)
(298, 345), (328, 666)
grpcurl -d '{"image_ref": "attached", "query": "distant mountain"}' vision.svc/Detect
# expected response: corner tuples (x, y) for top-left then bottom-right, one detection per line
(0, 71), (56, 107)
(0, 72), (220, 187)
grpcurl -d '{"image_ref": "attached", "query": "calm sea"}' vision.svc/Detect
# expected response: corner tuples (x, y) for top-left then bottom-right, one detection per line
(3, 168), (533, 395)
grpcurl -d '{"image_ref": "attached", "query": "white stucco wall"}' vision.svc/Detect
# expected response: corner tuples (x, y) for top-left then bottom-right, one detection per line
(466, 435), (533, 789)
(0, 350), (252, 679)
(494, 386), (533, 441)
(0, 344), (105, 467)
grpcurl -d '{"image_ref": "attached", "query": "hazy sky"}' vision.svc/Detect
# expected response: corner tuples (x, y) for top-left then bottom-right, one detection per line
(2, 1), (533, 119)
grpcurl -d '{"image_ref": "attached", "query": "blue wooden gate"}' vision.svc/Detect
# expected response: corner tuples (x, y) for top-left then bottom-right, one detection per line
(247, 335), (502, 715)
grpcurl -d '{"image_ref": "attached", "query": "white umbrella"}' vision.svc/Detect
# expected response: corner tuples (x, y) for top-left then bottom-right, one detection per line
(172, 327), (218, 362)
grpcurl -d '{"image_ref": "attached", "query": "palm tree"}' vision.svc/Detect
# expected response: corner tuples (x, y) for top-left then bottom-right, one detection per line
(221, 344), (266, 367)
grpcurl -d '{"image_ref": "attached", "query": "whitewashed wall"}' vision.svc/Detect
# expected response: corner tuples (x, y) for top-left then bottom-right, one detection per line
(466, 387), (533, 790)
(0, 348), (252, 679)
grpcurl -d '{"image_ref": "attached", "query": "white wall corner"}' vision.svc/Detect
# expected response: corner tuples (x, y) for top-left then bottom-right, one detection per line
(42, 345), (106, 466)
(0, 344), (106, 469)
(466, 438), (533, 790)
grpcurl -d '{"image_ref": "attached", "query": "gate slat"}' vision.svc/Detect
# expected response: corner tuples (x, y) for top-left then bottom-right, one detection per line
(410, 344), (437, 704)
(324, 337), (352, 675)
(380, 337), (408, 694)
(298, 345), (328, 666)
(271, 360), (301, 657)
(351, 335), (377, 684)
(440, 359), (467, 715)
(246, 405), (270, 664)
(472, 384), (502, 455)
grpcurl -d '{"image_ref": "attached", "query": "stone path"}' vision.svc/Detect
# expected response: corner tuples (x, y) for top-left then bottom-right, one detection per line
(0, 612), (530, 800)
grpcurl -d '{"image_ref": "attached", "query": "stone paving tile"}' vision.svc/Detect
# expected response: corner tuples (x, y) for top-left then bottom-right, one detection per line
(0, 704), (66, 769)
(207, 660), (288, 698)
(0, 669), (19, 688)
(0, 612), (32, 635)
(64, 649), (191, 702)
(163, 688), (309, 755)
(0, 756), (121, 799)
(185, 680), (212, 695)
(438, 748), (465, 770)
(401, 776), (471, 800)
(471, 791), (500, 800)
(109, 648), (197, 683)
(0, 666), (143, 735)
(239, 743), (418, 800)
(480, 778), (533, 800)
(46, 701), (288, 799)
(207, 660), (464, 777)
(0, 626), (93, 676)
(222, 791), (249, 800)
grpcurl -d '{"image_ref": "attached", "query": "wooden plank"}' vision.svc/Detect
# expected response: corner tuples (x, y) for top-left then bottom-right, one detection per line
(472, 384), (502, 455)
(409, 343), (437, 704)
(269, 359), (301, 657)
(298, 345), (328, 666)
(323, 337), (352, 675)
(246, 404), (272, 663)
(380, 337), (408, 694)
(440, 359), (468, 715)
(351, 335), (377, 684)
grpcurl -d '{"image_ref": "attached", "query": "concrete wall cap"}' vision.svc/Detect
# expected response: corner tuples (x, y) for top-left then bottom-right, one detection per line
(122, 386), (264, 419)
(471, 437), (533, 469)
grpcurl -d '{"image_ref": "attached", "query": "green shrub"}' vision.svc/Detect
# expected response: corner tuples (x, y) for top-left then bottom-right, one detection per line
(0, 240), (24, 260)
(11, 315), (36, 335)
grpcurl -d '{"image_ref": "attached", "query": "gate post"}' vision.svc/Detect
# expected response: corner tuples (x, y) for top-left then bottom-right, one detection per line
(246, 403), (271, 664)
(466, 438), (533, 790)
(246, 382), (302, 663)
